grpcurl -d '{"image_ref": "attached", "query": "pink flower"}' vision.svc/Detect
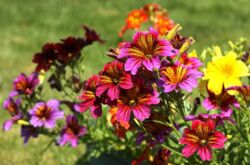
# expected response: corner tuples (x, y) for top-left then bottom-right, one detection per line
(118, 28), (177, 75)
(179, 119), (227, 161)
(202, 87), (240, 112)
(58, 115), (87, 147)
(96, 61), (133, 100)
(116, 81), (160, 122)
(179, 53), (202, 69)
(160, 62), (202, 93)
(75, 75), (102, 118)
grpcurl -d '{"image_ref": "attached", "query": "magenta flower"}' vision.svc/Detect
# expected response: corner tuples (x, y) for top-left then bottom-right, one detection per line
(179, 119), (227, 161)
(185, 110), (235, 126)
(2, 97), (22, 131)
(160, 62), (203, 93)
(118, 28), (177, 75)
(29, 99), (64, 128)
(179, 53), (203, 69)
(58, 115), (87, 147)
(21, 125), (39, 144)
(202, 87), (240, 112)
(10, 72), (39, 97)
(76, 75), (102, 118)
(96, 61), (133, 100)
(116, 81), (160, 122)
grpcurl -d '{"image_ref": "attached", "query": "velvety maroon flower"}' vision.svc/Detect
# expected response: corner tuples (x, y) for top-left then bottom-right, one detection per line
(185, 110), (235, 126)
(2, 97), (22, 131)
(118, 28), (177, 75)
(170, 33), (188, 49)
(116, 81), (160, 122)
(82, 25), (105, 44)
(202, 87), (240, 112)
(29, 99), (64, 128)
(10, 73), (39, 97)
(160, 62), (202, 93)
(32, 43), (58, 72)
(75, 75), (102, 118)
(58, 115), (87, 147)
(56, 37), (85, 64)
(152, 148), (171, 165)
(96, 61), (133, 100)
(179, 119), (227, 161)
(21, 125), (39, 144)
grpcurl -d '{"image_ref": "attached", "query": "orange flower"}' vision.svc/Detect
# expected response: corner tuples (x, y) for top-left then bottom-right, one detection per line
(126, 9), (148, 29)
(154, 15), (174, 35)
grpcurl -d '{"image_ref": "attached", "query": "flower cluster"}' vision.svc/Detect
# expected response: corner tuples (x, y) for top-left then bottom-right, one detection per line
(119, 3), (174, 37)
(2, 3), (250, 165)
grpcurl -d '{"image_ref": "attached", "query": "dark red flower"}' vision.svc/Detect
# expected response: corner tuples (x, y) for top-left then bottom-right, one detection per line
(32, 43), (58, 72)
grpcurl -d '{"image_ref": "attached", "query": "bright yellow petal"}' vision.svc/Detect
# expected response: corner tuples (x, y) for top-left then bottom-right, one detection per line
(207, 78), (223, 95)
(233, 61), (250, 77)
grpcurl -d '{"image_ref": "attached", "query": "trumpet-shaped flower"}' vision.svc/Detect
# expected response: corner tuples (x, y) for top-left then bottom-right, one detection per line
(29, 99), (64, 128)
(202, 87), (240, 112)
(119, 28), (177, 75)
(21, 125), (39, 144)
(58, 115), (87, 147)
(116, 81), (160, 122)
(96, 61), (133, 100)
(153, 14), (174, 35)
(160, 63), (203, 93)
(76, 75), (102, 118)
(10, 73), (39, 97)
(203, 51), (249, 95)
(179, 119), (227, 161)
(2, 97), (22, 131)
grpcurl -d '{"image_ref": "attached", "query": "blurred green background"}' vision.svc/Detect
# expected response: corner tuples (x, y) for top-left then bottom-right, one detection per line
(0, 0), (249, 164)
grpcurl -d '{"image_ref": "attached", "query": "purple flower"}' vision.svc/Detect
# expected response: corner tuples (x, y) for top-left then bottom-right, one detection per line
(160, 62), (203, 93)
(202, 88), (240, 112)
(118, 28), (177, 75)
(21, 125), (39, 144)
(2, 97), (22, 131)
(58, 115), (87, 147)
(185, 110), (235, 126)
(10, 72), (39, 97)
(29, 99), (64, 128)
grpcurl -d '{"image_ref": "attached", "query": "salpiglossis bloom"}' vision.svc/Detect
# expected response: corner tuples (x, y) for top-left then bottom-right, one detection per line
(58, 115), (87, 147)
(29, 99), (64, 128)
(10, 72), (39, 97)
(179, 119), (227, 161)
(2, 97), (22, 131)
(160, 62), (203, 93)
(202, 87), (240, 112)
(116, 81), (160, 122)
(119, 28), (177, 75)
(21, 125), (39, 144)
(76, 75), (102, 118)
(203, 51), (249, 95)
(153, 14), (174, 35)
(96, 61), (133, 100)
(226, 85), (250, 103)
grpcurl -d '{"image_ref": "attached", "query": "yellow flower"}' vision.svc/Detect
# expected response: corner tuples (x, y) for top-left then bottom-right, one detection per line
(203, 51), (249, 95)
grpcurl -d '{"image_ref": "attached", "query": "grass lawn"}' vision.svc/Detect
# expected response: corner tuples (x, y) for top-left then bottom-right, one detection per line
(0, 0), (249, 164)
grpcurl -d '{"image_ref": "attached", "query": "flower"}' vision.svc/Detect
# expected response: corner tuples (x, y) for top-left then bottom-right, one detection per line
(109, 107), (130, 139)
(203, 51), (249, 95)
(160, 62), (203, 93)
(75, 75), (102, 118)
(29, 99), (64, 128)
(119, 28), (177, 75)
(32, 43), (58, 72)
(21, 125), (39, 144)
(202, 87), (240, 112)
(58, 115), (87, 147)
(179, 119), (227, 161)
(153, 15), (174, 35)
(179, 52), (203, 69)
(116, 81), (160, 122)
(96, 61), (133, 100)
(56, 37), (85, 64)
(119, 9), (148, 37)
(2, 97), (22, 131)
(152, 148), (171, 165)
(185, 110), (235, 126)
(10, 73), (39, 97)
